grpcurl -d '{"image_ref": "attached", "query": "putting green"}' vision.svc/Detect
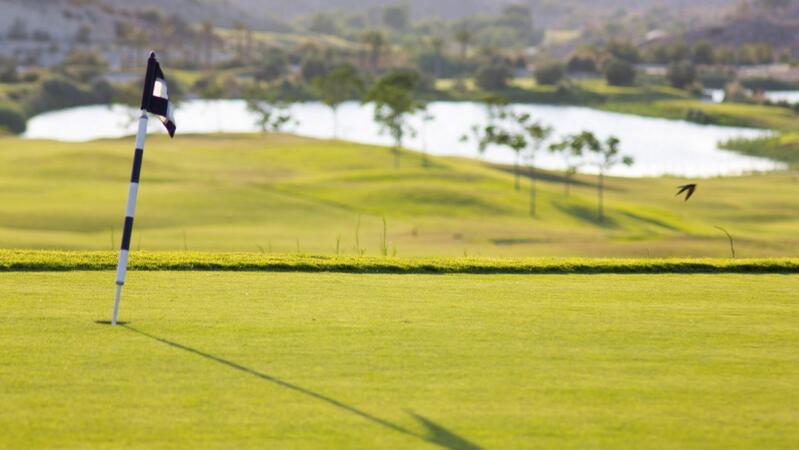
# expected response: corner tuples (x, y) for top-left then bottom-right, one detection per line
(2, 272), (797, 449)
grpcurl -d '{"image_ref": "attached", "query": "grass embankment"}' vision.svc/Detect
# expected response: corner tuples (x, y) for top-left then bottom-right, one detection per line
(722, 132), (799, 168)
(1, 134), (798, 257)
(437, 77), (798, 131)
(2, 250), (798, 273)
(2, 271), (798, 448)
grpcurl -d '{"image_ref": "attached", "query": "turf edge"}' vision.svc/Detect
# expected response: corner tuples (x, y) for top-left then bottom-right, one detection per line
(1, 250), (798, 274)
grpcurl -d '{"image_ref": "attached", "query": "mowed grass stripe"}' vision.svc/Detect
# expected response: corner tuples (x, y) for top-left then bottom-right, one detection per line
(1, 250), (798, 273)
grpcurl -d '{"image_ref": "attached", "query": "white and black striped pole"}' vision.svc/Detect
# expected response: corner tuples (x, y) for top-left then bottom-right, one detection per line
(111, 52), (176, 326)
(111, 111), (148, 325)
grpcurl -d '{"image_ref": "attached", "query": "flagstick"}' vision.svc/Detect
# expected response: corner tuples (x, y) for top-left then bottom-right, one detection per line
(112, 110), (149, 326)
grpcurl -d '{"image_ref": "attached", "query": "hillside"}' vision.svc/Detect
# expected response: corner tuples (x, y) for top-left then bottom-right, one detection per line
(0, 0), (742, 36)
(0, 134), (797, 257)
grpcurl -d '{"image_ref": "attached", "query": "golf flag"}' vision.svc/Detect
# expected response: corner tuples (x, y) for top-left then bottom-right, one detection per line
(111, 52), (176, 325)
(141, 52), (177, 137)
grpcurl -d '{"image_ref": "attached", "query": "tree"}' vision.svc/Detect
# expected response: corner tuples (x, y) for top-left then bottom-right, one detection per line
(309, 12), (338, 35)
(200, 21), (217, 68)
(579, 132), (634, 223)
(606, 40), (640, 63)
(475, 121), (528, 191)
(667, 60), (697, 89)
(534, 61), (566, 85)
(301, 56), (328, 82)
(364, 70), (424, 168)
(667, 41), (691, 62)
(0, 56), (18, 83)
(515, 113), (553, 216)
(692, 41), (715, 65)
(603, 58), (636, 86)
(255, 47), (288, 82)
(758, 0), (792, 11)
(361, 29), (385, 73)
(0, 104), (26, 134)
(567, 54), (597, 73)
(548, 135), (585, 196)
(313, 63), (364, 139)
(75, 24), (91, 45)
(419, 110), (435, 166)
(453, 25), (473, 59)
(382, 5), (409, 31)
(114, 21), (136, 68)
(429, 36), (445, 77)
(245, 85), (295, 133)
(462, 93), (508, 148)
(7, 18), (28, 40)
(475, 61), (513, 90)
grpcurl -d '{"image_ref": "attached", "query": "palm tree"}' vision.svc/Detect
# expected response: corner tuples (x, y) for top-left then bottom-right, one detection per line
(200, 21), (216, 68)
(362, 29), (385, 73)
(453, 26), (473, 59)
(429, 36), (445, 77)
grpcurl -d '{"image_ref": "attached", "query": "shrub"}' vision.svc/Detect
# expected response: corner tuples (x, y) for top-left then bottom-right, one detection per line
(603, 58), (636, 86)
(0, 104), (26, 134)
(567, 54), (597, 73)
(667, 60), (697, 89)
(606, 40), (640, 63)
(22, 76), (118, 116)
(534, 60), (566, 85)
(474, 62), (513, 91)
(686, 109), (713, 125)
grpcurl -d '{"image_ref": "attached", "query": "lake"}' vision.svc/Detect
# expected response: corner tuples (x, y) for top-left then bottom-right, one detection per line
(24, 99), (781, 177)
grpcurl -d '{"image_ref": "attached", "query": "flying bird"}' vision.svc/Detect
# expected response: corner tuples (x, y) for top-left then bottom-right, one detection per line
(675, 184), (697, 201)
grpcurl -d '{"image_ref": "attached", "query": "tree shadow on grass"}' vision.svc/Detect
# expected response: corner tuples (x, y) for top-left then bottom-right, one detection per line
(123, 326), (482, 450)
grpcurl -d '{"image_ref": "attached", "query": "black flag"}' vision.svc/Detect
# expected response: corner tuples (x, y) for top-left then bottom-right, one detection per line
(141, 52), (176, 137)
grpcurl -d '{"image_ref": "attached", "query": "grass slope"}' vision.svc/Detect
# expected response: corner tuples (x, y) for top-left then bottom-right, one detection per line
(1, 250), (798, 273)
(722, 132), (799, 168)
(436, 77), (798, 131)
(1, 134), (798, 257)
(1, 271), (797, 448)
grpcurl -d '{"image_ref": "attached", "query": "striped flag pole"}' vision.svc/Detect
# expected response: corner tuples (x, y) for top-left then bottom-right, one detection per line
(111, 110), (149, 325)
(110, 52), (175, 326)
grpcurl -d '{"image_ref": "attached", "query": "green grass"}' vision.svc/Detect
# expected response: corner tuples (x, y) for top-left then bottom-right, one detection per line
(599, 99), (799, 131)
(435, 77), (797, 131)
(721, 132), (799, 168)
(2, 250), (798, 273)
(1, 134), (798, 258)
(1, 271), (797, 448)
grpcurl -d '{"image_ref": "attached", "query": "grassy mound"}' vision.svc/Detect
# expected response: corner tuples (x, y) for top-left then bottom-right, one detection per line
(1, 134), (798, 257)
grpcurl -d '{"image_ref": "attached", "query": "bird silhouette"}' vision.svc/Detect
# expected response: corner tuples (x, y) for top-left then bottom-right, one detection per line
(675, 184), (697, 201)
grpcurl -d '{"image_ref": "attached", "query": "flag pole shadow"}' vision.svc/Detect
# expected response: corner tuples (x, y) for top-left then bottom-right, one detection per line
(122, 325), (482, 450)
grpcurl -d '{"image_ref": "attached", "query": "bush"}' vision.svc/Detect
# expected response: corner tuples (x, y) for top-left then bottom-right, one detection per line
(474, 62), (513, 91)
(567, 54), (597, 73)
(603, 59), (636, 86)
(686, 109), (713, 125)
(255, 47), (288, 82)
(22, 76), (118, 116)
(606, 40), (640, 63)
(0, 104), (26, 134)
(534, 61), (566, 85)
(667, 60), (697, 89)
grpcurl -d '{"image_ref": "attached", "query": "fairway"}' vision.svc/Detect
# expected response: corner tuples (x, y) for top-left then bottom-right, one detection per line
(2, 134), (799, 257)
(2, 272), (797, 449)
